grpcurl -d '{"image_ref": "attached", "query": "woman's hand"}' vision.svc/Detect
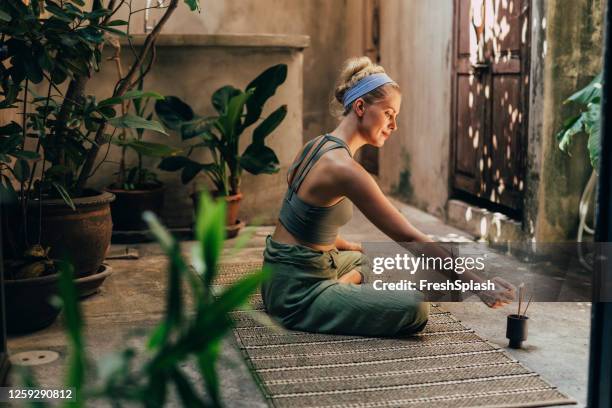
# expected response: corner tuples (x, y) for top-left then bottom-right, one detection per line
(477, 277), (516, 308)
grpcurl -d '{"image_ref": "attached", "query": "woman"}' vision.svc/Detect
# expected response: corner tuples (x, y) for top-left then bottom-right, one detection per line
(262, 57), (512, 337)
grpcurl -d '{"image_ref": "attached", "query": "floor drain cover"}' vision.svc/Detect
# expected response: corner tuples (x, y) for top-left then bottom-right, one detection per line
(10, 350), (60, 366)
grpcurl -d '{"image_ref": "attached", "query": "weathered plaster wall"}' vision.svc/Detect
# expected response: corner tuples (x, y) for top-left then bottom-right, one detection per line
(124, 0), (364, 141)
(86, 36), (306, 226)
(377, 0), (454, 217)
(532, 0), (604, 241)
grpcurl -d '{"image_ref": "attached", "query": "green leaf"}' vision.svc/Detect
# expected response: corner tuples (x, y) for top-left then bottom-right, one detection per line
(108, 114), (168, 135)
(106, 19), (128, 26)
(240, 143), (280, 175)
(244, 64), (288, 127)
(171, 368), (207, 407)
(155, 96), (194, 131)
(556, 114), (584, 153)
(181, 161), (206, 184)
(10, 150), (40, 160)
(182, 0), (200, 12)
(212, 86), (241, 115)
(197, 342), (221, 406)
(194, 192), (225, 289)
(180, 117), (218, 141)
(566, 73), (602, 105)
(45, 3), (75, 22)
(98, 25), (129, 38)
(122, 140), (181, 157)
(52, 182), (76, 210)
(217, 90), (251, 140)
(158, 155), (193, 172)
(0, 10), (12, 22)
(143, 212), (188, 349)
(98, 90), (164, 108)
(584, 103), (601, 169)
(252, 105), (287, 144)
(13, 159), (30, 182)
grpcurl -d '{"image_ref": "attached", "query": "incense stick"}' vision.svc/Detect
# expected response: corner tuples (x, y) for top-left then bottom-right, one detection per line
(522, 293), (533, 317)
(517, 283), (524, 316)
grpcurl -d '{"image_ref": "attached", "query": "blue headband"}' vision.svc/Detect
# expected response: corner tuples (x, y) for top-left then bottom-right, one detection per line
(342, 73), (395, 109)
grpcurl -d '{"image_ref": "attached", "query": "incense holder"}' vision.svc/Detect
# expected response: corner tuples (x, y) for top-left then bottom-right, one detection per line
(506, 314), (529, 349)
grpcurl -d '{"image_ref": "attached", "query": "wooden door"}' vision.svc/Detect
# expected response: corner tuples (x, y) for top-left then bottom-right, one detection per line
(451, 0), (530, 216)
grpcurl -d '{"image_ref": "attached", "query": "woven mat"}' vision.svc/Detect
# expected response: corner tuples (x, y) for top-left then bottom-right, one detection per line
(218, 262), (576, 408)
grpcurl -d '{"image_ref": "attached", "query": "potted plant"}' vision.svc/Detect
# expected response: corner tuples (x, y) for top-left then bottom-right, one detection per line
(105, 59), (180, 235)
(20, 194), (268, 405)
(0, 0), (198, 332)
(557, 72), (601, 243)
(155, 64), (288, 237)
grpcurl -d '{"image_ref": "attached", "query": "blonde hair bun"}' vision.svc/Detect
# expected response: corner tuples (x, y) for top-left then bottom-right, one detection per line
(334, 56), (386, 105)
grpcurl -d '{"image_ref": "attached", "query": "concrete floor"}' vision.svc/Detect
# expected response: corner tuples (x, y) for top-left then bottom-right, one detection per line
(6, 198), (590, 407)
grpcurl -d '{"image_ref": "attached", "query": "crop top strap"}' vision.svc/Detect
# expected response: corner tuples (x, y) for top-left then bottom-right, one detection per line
(289, 134), (351, 197)
(286, 136), (319, 185)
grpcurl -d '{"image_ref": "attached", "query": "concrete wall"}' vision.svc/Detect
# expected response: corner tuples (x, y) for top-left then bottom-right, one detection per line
(530, 0), (604, 241)
(86, 35), (306, 226)
(377, 1), (454, 218)
(124, 0), (364, 141)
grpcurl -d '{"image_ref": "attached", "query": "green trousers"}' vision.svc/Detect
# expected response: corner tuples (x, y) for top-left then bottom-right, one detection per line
(261, 236), (429, 337)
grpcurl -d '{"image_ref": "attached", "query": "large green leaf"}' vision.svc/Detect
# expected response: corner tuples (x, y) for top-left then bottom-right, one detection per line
(194, 192), (225, 289)
(117, 140), (180, 157)
(240, 143), (280, 175)
(0, 10), (12, 22)
(211, 86), (241, 115)
(252, 105), (287, 144)
(13, 159), (30, 182)
(98, 90), (164, 108)
(584, 103), (601, 169)
(158, 155), (194, 171)
(217, 90), (252, 140)
(180, 117), (218, 141)
(556, 113), (585, 153)
(566, 73), (602, 105)
(181, 161), (208, 184)
(154, 96), (194, 131)
(108, 114), (168, 135)
(244, 64), (288, 127)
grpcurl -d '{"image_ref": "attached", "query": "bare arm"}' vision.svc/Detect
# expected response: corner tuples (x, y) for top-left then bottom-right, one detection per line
(337, 161), (432, 243)
(337, 161), (514, 307)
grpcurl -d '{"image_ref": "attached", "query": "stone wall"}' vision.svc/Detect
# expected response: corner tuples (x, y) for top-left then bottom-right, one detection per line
(377, 0), (454, 218)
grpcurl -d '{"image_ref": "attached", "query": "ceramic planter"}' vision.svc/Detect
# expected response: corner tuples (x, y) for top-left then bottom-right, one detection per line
(191, 191), (244, 238)
(506, 314), (529, 348)
(26, 190), (115, 277)
(106, 185), (165, 232)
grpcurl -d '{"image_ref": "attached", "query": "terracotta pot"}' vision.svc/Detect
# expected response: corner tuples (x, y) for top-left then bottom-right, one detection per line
(7, 190), (115, 278)
(106, 185), (165, 231)
(191, 191), (243, 226)
(5, 272), (61, 335)
(4, 264), (113, 334)
(191, 191), (244, 237)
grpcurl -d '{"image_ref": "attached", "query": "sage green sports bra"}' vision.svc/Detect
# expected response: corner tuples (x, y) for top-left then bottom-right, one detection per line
(278, 134), (354, 245)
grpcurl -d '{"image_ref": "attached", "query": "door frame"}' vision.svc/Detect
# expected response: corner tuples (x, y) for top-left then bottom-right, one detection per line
(449, 0), (531, 219)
